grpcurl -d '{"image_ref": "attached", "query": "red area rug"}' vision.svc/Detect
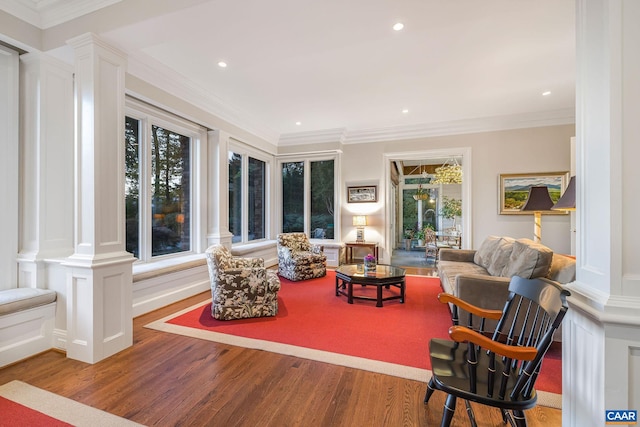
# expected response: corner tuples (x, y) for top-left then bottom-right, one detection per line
(146, 271), (562, 407)
(0, 380), (142, 426)
(0, 396), (72, 427)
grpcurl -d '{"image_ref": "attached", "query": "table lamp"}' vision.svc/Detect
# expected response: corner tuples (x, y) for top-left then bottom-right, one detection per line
(520, 186), (553, 243)
(353, 215), (367, 242)
(552, 176), (576, 211)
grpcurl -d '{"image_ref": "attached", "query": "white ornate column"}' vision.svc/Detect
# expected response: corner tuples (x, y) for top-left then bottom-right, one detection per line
(207, 129), (233, 247)
(63, 33), (135, 363)
(17, 53), (74, 288)
(564, 1), (640, 425)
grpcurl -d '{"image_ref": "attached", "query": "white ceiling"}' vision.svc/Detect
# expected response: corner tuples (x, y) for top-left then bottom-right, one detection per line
(3, 0), (576, 145)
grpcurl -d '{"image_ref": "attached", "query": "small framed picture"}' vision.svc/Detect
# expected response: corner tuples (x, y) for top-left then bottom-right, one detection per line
(499, 172), (569, 215)
(347, 186), (378, 203)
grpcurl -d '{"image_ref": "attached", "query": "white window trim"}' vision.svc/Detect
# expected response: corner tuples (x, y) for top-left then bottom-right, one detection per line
(276, 150), (341, 242)
(125, 97), (207, 263)
(228, 139), (273, 245)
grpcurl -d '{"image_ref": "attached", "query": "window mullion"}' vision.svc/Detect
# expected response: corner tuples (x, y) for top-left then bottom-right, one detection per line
(304, 159), (311, 236)
(141, 120), (153, 261)
(242, 154), (249, 243)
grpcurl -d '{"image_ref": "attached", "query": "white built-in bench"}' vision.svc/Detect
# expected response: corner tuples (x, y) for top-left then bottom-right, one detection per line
(0, 288), (57, 367)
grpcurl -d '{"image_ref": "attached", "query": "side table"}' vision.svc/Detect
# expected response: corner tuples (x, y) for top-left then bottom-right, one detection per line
(345, 242), (379, 263)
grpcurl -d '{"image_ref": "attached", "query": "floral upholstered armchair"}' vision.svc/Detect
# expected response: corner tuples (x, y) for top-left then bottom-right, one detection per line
(205, 244), (281, 320)
(276, 233), (327, 281)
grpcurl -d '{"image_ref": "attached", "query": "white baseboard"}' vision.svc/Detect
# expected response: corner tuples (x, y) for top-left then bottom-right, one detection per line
(133, 280), (209, 318)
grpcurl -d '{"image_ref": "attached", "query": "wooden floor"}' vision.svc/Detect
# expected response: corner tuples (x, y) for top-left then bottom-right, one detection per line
(0, 266), (562, 426)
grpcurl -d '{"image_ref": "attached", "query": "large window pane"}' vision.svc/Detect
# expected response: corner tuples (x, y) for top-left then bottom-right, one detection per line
(248, 157), (265, 240)
(125, 117), (140, 258)
(282, 161), (304, 232)
(229, 152), (242, 243)
(151, 125), (191, 256)
(310, 160), (334, 239)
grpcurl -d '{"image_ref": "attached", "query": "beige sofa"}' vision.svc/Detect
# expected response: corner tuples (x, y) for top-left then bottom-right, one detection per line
(437, 236), (575, 336)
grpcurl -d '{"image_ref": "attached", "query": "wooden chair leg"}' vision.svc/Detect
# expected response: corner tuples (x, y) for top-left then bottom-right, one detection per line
(424, 378), (436, 403)
(512, 410), (527, 427)
(441, 394), (457, 427)
(501, 409), (510, 424)
(464, 399), (477, 427)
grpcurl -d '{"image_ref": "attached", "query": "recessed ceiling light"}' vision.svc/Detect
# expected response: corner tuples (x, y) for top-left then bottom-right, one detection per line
(295, 121), (302, 126)
(393, 22), (404, 31)
(542, 91), (551, 96)
(402, 109), (409, 114)
(218, 61), (227, 68)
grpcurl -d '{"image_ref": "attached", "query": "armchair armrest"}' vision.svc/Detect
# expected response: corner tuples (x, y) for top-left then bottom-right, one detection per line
(437, 293), (503, 320)
(222, 267), (266, 278)
(438, 249), (476, 262)
(310, 244), (324, 254)
(449, 325), (538, 361)
(230, 257), (264, 268)
(277, 245), (294, 260)
(218, 267), (275, 296)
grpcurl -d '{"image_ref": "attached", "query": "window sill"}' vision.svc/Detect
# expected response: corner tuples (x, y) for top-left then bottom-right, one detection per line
(132, 253), (206, 283)
(231, 240), (276, 255)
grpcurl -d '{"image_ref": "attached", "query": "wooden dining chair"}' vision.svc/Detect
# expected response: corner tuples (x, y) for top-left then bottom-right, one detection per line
(423, 228), (439, 261)
(424, 276), (570, 427)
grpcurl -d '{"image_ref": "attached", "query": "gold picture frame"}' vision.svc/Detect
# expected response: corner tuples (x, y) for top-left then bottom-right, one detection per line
(499, 172), (569, 215)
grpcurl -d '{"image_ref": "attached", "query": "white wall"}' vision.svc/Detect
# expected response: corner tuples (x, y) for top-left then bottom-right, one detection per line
(340, 124), (575, 259)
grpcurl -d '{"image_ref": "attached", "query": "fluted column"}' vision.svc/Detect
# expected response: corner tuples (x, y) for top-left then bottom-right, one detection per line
(17, 53), (74, 288)
(207, 129), (233, 247)
(564, 1), (640, 425)
(63, 33), (135, 363)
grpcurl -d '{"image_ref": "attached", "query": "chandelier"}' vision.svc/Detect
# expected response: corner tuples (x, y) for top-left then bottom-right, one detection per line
(431, 158), (462, 184)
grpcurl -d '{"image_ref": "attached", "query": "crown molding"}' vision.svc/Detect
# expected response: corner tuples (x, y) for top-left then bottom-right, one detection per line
(0, 0), (41, 27)
(344, 108), (576, 144)
(126, 54), (280, 145)
(0, 0), (121, 28)
(278, 108), (575, 146)
(278, 128), (347, 146)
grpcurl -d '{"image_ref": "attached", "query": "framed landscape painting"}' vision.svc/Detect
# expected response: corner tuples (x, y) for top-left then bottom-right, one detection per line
(347, 185), (377, 203)
(499, 172), (569, 215)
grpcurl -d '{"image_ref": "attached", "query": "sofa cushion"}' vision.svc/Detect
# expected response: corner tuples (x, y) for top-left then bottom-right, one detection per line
(505, 239), (553, 279)
(486, 237), (516, 277)
(473, 235), (503, 269)
(0, 288), (57, 315)
(548, 254), (576, 284)
(437, 260), (488, 294)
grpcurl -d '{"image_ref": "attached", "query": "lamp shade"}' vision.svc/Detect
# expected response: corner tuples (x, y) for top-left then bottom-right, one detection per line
(352, 215), (367, 226)
(521, 186), (554, 212)
(551, 176), (576, 211)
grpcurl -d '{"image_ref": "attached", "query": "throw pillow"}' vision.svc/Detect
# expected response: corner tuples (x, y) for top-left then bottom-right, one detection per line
(486, 237), (516, 277)
(506, 239), (553, 279)
(474, 235), (503, 269)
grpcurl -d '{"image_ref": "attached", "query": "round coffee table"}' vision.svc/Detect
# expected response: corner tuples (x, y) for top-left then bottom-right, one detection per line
(335, 264), (406, 307)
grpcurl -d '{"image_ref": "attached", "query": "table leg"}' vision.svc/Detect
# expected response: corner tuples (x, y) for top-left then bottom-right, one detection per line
(347, 282), (353, 304)
(376, 285), (383, 307)
(400, 279), (405, 303)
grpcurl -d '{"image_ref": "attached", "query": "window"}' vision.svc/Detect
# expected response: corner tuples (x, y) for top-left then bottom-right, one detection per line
(228, 144), (269, 244)
(281, 156), (337, 240)
(125, 99), (205, 261)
